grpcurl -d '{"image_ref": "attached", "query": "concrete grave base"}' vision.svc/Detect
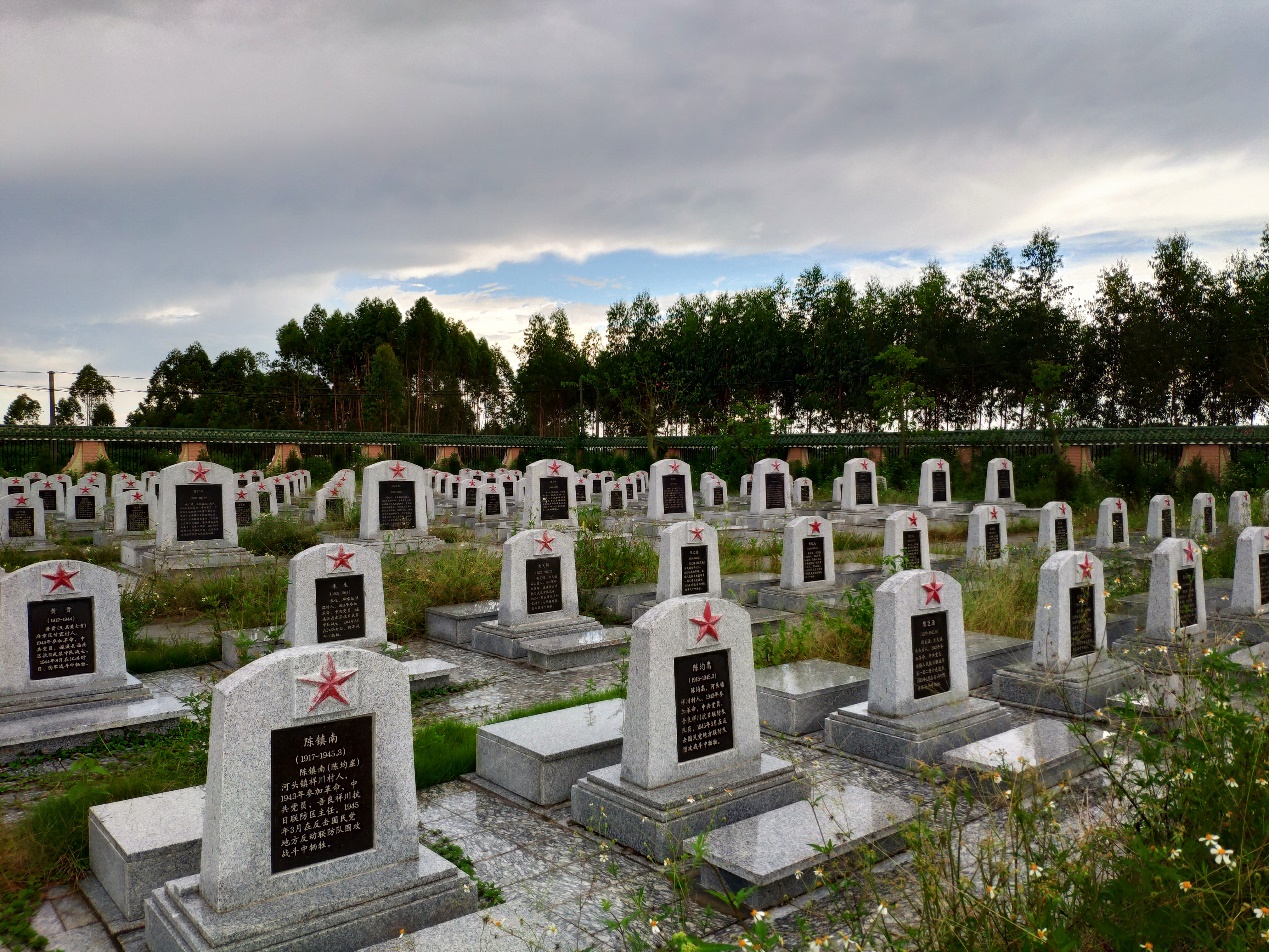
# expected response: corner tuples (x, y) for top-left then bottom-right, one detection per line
(120, 539), (156, 568)
(144, 848), (475, 952)
(424, 601), (500, 645)
(964, 631), (1032, 689)
(469, 616), (599, 659)
(522, 627), (630, 670)
(824, 697), (1013, 772)
(721, 572), (780, 605)
(403, 658), (457, 691)
(476, 699), (624, 805)
(571, 754), (805, 862)
(993, 653), (1142, 716)
(756, 582), (846, 613)
(1210, 609), (1269, 643)
(755, 659), (870, 735)
(139, 545), (269, 574)
(591, 582), (657, 621)
(943, 719), (1112, 789)
(696, 784), (914, 909)
(0, 683), (187, 762)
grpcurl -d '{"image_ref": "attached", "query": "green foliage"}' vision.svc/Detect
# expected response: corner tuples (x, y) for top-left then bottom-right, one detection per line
(752, 589), (874, 669)
(382, 547), (502, 640)
(422, 831), (503, 906)
(124, 636), (220, 673)
(3, 394), (42, 426)
(575, 530), (658, 590)
(120, 563), (288, 639)
(236, 515), (320, 557)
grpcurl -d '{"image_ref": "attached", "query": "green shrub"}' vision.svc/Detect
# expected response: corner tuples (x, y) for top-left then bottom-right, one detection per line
(575, 531), (658, 590)
(237, 515), (319, 557)
(125, 637), (220, 673)
(384, 547), (502, 640)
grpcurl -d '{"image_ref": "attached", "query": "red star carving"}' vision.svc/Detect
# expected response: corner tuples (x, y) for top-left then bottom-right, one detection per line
(14, 495), (28, 505)
(389, 462), (406, 478)
(690, 526), (704, 541)
(922, 574), (943, 605)
(536, 531), (555, 553)
(8, 478), (18, 485)
(43, 481), (52, 488)
(79, 487), (91, 495)
(548, 461), (562, 475)
(860, 460), (869, 470)
(234, 489), (246, 499)
(1184, 541), (1196, 563)
(936, 460), (945, 470)
(125, 479), (137, 489)
(1000, 460), (1007, 469)
(329, 489), (339, 497)
(328, 545), (355, 571)
(1059, 504), (1067, 515)
(1078, 554), (1094, 580)
(43, 563), (79, 593)
(669, 461), (681, 473)
(298, 654), (357, 712)
(1166, 497), (1172, 506)
(690, 601), (722, 642)
(1263, 531), (1269, 545)
(1115, 499), (1123, 511)
(187, 463), (209, 483)
(132, 492), (144, 501)
(771, 461), (781, 472)
(809, 519), (822, 534)
(87, 474), (99, 484)
(989, 507), (999, 519)
(907, 512), (919, 527)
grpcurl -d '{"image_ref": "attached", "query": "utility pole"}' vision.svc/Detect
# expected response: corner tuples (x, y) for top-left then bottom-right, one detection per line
(47, 371), (54, 426)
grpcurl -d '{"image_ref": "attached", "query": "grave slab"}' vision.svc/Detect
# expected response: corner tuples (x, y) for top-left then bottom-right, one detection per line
(754, 659), (870, 735)
(943, 719), (1112, 789)
(424, 600), (499, 645)
(476, 698), (624, 805)
(721, 572), (779, 605)
(697, 784), (914, 909)
(402, 658), (457, 692)
(591, 583), (657, 621)
(522, 627), (631, 671)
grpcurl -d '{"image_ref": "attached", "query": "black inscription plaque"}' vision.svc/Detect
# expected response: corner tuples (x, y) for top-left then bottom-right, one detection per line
(681, 544), (709, 595)
(911, 611), (951, 699)
(275, 484), (286, 503)
(800, 484), (811, 502)
(902, 529), (923, 569)
(1055, 517), (1069, 550)
(574, 483), (587, 503)
(1177, 567), (1198, 627)
(625, 481), (634, 499)
(38, 489), (58, 512)
(1259, 552), (1269, 608)
(1069, 584), (1097, 657)
(175, 484), (224, 542)
(592, 478), (602, 495)
(74, 494), (96, 520)
(855, 471), (873, 505)
(258, 490), (271, 511)
(1111, 511), (1125, 544)
(271, 714), (373, 874)
(465, 485), (478, 507)
(674, 649), (733, 762)
(932, 470), (948, 502)
(6, 484), (21, 494)
(315, 575), (366, 643)
(1204, 506), (1214, 535)
(451, 480), (459, 499)
(9, 506), (35, 538)
(539, 476), (569, 521)
(485, 492), (502, 516)
(125, 504), (149, 532)
(610, 487), (623, 509)
(235, 500), (253, 527)
(28, 597), (95, 680)
(712, 486), (723, 506)
(526, 556), (563, 614)
(503, 479), (515, 498)
(1161, 507), (1173, 537)
(661, 474), (687, 514)
(377, 481), (416, 531)
(764, 472), (786, 510)
(802, 536), (826, 582)
(984, 522), (1002, 561)
(238, 478), (248, 488)
(996, 468), (1011, 499)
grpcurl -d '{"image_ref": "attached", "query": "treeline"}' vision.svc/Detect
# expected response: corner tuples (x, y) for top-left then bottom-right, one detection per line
(123, 228), (1269, 439)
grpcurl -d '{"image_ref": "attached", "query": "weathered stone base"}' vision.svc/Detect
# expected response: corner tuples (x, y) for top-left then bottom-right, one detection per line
(697, 784), (914, 908)
(756, 583), (845, 613)
(591, 582), (657, 621)
(144, 848), (475, 952)
(992, 654), (1142, 716)
(403, 658), (457, 691)
(522, 627), (630, 670)
(139, 545), (269, 574)
(755, 659), (870, 735)
(964, 631), (1032, 689)
(424, 601), (500, 645)
(824, 697), (1013, 771)
(571, 754), (804, 861)
(469, 616), (600, 659)
(943, 719), (1111, 789)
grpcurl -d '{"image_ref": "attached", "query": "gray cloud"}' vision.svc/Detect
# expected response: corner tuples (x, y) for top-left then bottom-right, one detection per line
(2, 0), (1267, 413)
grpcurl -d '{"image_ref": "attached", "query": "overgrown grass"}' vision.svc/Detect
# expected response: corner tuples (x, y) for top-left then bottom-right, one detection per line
(575, 531), (658, 590)
(959, 553), (1041, 640)
(318, 502), (360, 532)
(124, 636), (221, 673)
(1201, 529), (1238, 579)
(752, 588), (875, 668)
(120, 563), (288, 640)
(383, 547), (502, 641)
(719, 535), (781, 575)
(429, 523), (474, 544)
(237, 515), (319, 557)
(0, 542), (120, 573)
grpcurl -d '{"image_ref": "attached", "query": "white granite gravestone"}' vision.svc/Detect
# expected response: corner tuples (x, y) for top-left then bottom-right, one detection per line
(570, 475), (591, 509)
(1190, 492), (1217, 537)
(647, 458), (694, 521)
(1147, 494), (1176, 541)
(32, 478), (64, 517)
(228, 486), (259, 530)
(4, 475), (26, 496)
(883, 509), (930, 573)
(1143, 538), (1207, 643)
(604, 480), (626, 511)
(469, 529), (597, 658)
(1095, 497), (1130, 549)
(749, 458), (792, 515)
(256, 484), (278, 518)
(825, 570), (1011, 768)
(358, 460), (429, 543)
(792, 476), (814, 506)
(113, 489), (157, 535)
(1, 492), (46, 544)
(520, 458), (578, 528)
(1230, 491), (1252, 530)
(832, 476), (844, 505)
(984, 458), (1014, 503)
(144, 646), (474, 951)
(285, 543), (387, 651)
(155, 461), (238, 550)
(0, 561), (184, 757)
(67, 483), (106, 525)
(111, 473), (141, 497)
(993, 551), (1138, 713)
(477, 483), (506, 522)
(457, 477), (483, 512)
(312, 484), (349, 523)
(699, 473), (728, 509)
(267, 474), (292, 509)
(739, 474), (752, 499)
(655, 521), (722, 602)
(79, 471), (107, 492)
(841, 458), (878, 510)
(1037, 501), (1075, 555)
(22, 470), (46, 485)
(571, 596), (803, 860)
(966, 505), (1009, 564)
(779, 516), (836, 591)
(918, 458), (952, 507)
(1230, 526), (1269, 617)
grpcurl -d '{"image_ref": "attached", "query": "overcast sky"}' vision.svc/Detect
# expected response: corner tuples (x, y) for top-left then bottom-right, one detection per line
(2, 1), (1267, 420)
